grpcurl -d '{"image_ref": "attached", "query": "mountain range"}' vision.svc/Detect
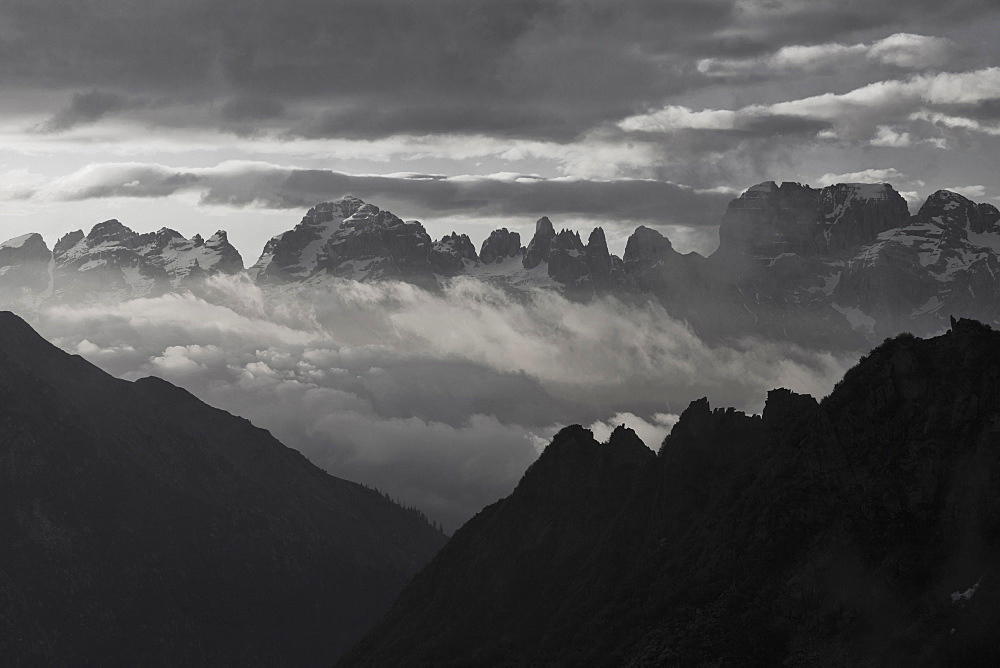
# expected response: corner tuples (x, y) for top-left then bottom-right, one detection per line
(343, 318), (1000, 666)
(3, 182), (1000, 348)
(0, 311), (445, 664)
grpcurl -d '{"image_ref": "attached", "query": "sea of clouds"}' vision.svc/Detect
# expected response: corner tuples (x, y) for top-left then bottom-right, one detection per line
(34, 275), (855, 530)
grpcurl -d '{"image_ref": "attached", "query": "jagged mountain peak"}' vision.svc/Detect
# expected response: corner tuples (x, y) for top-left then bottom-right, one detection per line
(553, 228), (584, 249)
(306, 195), (368, 221)
(718, 179), (909, 259)
(623, 225), (675, 264)
(6, 181), (1000, 352)
(154, 226), (184, 239)
(86, 218), (134, 243)
(0, 232), (45, 250)
(516, 422), (655, 500)
(915, 188), (993, 233)
(523, 216), (558, 269)
(0, 234), (51, 297)
(747, 180), (780, 193)
(53, 229), (84, 256)
(535, 216), (555, 236)
(478, 228), (522, 264)
(925, 188), (970, 204)
(587, 226), (608, 252)
(430, 231), (479, 276)
(20, 218), (245, 304)
(606, 424), (654, 462)
(252, 196), (437, 288)
(346, 321), (1000, 666)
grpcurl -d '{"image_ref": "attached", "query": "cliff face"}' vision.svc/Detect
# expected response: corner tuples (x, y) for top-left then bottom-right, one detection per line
(345, 319), (1000, 666)
(478, 228), (522, 264)
(716, 181), (910, 260)
(0, 233), (51, 298)
(835, 190), (1000, 339)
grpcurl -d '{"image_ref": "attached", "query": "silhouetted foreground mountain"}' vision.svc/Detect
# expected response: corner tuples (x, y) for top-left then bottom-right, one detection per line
(345, 318), (1000, 666)
(0, 312), (445, 665)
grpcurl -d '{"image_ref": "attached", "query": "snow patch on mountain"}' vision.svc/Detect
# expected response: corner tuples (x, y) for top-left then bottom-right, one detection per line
(832, 303), (877, 335)
(0, 233), (36, 250)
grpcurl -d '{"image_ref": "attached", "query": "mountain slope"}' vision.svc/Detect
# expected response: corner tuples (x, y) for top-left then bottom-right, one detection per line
(344, 318), (1000, 666)
(0, 312), (445, 665)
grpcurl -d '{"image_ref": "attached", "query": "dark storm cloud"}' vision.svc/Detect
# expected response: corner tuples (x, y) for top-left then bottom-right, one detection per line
(219, 96), (287, 123)
(292, 105), (582, 142)
(246, 170), (733, 225)
(30, 162), (733, 227)
(4, 0), (996, 142)
(36, 89), (135, 133)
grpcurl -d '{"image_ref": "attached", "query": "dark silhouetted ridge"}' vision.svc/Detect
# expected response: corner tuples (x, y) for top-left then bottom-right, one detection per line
(345, 319), (1000, 666)
(0, 312), (445, 665)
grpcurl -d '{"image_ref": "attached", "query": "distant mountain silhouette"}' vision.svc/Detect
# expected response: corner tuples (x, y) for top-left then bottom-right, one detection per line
(345, 318), (1000, 666)
(0, 311), (445, 665)
(5, 183), (1000, 348)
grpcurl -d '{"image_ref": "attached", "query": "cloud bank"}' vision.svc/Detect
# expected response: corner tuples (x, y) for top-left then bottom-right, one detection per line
(15, 160), (733, 229)
(34, 275), (854, 530)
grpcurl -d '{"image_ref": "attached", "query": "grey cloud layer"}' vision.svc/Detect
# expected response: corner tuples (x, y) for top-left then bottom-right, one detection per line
(24, 161), (733, 227)
(4, 0), (997, 141)
(34, 275), (853, 530)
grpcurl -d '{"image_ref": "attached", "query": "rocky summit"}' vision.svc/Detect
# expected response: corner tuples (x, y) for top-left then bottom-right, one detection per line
(478, 228), (522, 264)
(5, 183), (1000, 348)
(0, 233), (51, 300)
(250, 197), (440, 289)
(716, 181), (910, 261)
(344, 318), (1000, 667)
(1, 219), (243, 309)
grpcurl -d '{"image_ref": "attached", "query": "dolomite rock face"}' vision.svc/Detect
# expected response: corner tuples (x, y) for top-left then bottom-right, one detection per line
(430, 232), (479, 276)
(522, 216), (556, 270)
(834, 189), (1000, 339)
(251, 196), (438, 288)
(50, 219), (244, 303)
(6, 182), (1000, 351)
(717, 181), (909, 260)
(817, 183), (911, 253)
(478, 228), (522, 264)
(518, 221), (625, 296)
(0, 233), (51, 299)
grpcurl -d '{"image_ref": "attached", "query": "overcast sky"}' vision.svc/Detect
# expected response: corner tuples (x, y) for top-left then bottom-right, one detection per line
(2, 0), (1000, 260)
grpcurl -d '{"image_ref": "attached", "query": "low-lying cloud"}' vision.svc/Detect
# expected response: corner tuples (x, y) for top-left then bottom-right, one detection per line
(17, 160), (733, 228)
(34, 275), (854, 530)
